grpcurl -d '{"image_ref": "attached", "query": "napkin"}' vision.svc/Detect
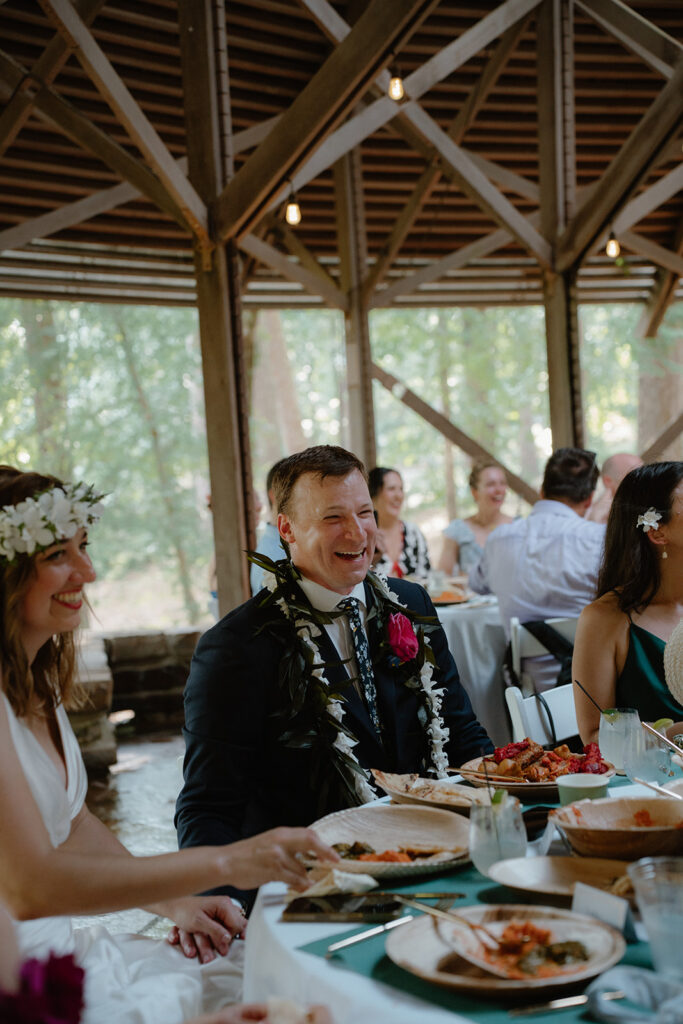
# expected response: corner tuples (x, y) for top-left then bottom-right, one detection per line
(284, 866), (377, 903)
(586, 966), (683, 1023)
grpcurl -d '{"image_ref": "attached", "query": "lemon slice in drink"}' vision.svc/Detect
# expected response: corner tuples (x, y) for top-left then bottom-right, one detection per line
(652, 717), (674, 734)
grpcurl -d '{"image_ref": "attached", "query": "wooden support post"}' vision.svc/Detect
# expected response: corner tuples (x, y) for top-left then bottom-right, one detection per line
(178, 0), (252, 613)
(543, 270), (583, 448)
(335, 150), (376, 468)
(538, 0), (583, 450)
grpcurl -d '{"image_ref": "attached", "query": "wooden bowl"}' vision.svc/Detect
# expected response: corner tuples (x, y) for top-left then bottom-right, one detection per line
(550, 796), (683, 860)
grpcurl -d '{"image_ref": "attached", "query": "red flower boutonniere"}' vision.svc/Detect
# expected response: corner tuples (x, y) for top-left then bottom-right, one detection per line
(387, 612), (419, 663)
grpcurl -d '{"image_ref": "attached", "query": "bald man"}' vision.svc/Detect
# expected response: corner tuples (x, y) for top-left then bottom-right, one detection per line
(587, 452), (643, 524)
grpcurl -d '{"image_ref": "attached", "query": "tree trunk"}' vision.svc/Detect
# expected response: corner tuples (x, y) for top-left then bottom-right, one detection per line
(20, 300), (72, 480)
(116, 319), (200, 621)
(263, 310), (306, 452)
(436, 311), (457, 520)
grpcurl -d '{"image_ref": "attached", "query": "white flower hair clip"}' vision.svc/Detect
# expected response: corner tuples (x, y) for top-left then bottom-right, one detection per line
(636, 507), (662, 533)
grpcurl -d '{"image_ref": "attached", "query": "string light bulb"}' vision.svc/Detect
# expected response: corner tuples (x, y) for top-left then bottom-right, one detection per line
(388, 73), (404, 101)
(285, 195), (301, 226)
(606, 231), (620, 259)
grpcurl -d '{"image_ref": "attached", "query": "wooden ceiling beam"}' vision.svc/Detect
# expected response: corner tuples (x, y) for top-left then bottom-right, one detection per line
(361, 16), (529, 302)
(619, 230), (683, 279)
(575, 0), (682, 80)
(613, 162), (683, 234)
(372, 362), (539, 506)
(266, 214), (342, 298)
(640, 411), (683, 462)
(0, 156), (189, 252)
(239, 233), (347, 309)
(405, 105), (552, 266)
(637, 215), (683, 337)
(0, 0), (106, 161)
(556, 58), (683, 272)
(37, 0), (210, 250)
(281, 0), (543, 203)
(0, 50), (192, 232)
(214, 0), (441, 242)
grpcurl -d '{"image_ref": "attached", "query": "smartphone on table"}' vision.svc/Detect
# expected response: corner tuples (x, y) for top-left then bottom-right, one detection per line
(281, 893), (403, 923)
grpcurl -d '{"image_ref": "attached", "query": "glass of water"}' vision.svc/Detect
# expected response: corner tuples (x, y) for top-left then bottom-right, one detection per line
(623, 724), (677, 786)
(628, 857), (683, 980)
(469, 797), (528, 876)
(598, 708), (641, 771)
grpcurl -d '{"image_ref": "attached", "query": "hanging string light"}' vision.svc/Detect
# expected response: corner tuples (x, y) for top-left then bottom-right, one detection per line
(606, 231), (620, 258)
(387, 54), (404, 101)
(285, 193), (301, 226)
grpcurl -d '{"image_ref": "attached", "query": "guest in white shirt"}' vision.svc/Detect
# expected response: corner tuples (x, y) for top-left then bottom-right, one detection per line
(250, 459), (288, 594)
(469, 447), (605, 690)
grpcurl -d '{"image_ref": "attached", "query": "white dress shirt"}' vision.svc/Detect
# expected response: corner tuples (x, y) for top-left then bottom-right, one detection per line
(296, 576), (368, 685)
(468, 500), (605, 691)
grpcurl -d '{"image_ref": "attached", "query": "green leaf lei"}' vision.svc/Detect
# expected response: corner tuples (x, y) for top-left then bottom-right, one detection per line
(248, 551), (452, 809)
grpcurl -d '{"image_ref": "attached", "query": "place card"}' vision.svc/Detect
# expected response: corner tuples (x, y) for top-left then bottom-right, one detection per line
(572, 882), (638, 942)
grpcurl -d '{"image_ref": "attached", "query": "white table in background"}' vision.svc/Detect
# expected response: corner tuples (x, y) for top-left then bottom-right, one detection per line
(435, 597), (510, 746)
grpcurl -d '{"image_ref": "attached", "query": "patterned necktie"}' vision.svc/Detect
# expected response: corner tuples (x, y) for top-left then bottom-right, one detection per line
(337, 596), (382, 736)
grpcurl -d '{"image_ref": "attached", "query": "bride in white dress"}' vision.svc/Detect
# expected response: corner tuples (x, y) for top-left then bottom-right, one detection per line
(0, 466), (336, 1024)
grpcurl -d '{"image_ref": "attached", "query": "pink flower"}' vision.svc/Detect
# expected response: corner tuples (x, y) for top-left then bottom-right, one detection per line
(387, 612), (419, 662)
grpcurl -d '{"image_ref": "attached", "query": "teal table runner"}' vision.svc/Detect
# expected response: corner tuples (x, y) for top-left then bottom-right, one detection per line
(298, 829), (653, 1024)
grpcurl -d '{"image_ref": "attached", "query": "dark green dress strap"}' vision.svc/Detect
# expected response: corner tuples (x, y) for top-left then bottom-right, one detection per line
(615, 622), (683, 721)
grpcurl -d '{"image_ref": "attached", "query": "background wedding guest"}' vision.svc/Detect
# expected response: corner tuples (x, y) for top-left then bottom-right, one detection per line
(437, 458), (512, 575)
(251, 459), (288, 595)
(573, 461), (683, 744)
(586, 451), (643, 524)
(469, 447), (605, 691)
(0, 465), (335, 1024)
(368, 466), (430, 579)
(176, 446), (492, 909)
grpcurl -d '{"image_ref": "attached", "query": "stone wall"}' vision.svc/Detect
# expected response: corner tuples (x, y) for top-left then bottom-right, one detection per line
(69, 636), (117, 775)
(103, 631), (200, 733)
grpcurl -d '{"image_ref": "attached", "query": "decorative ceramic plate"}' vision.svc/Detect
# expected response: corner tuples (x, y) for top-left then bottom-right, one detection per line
(487, 855), (632, 898)
(308, 803), (469, 878)
(457, 757), (616, 803)
(371, 770), (489, 816)
(385, 903), (625, 994)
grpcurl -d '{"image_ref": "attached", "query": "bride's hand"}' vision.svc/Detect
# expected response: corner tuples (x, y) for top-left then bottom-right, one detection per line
(162, 895), (246, 963)
(220, 827), (338, 891)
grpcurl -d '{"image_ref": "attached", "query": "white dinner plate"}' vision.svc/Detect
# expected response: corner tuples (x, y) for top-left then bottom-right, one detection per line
(487, 855), (631, 898)
(386, 903), (625, 994)
(309, 803), (469, 878)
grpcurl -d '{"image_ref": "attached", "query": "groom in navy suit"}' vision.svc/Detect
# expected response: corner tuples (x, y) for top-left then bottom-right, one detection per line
(175, 445), (492, 902)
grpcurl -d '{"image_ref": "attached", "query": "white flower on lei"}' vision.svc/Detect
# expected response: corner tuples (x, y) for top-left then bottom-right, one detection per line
(0, 482), (104, 562)
(637, 507), (662, 533)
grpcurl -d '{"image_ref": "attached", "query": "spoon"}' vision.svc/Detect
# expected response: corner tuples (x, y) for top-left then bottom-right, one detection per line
(394, 895), (501, 950)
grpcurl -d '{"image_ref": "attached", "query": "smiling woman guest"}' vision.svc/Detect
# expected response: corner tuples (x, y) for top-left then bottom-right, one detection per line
(438, 459), (512, 575)
(0, 465), (335, 1024)
(368, 466), (430, 579)
(573, 461), (683, 745)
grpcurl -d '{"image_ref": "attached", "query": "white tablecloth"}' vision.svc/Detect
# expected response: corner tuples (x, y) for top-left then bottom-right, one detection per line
(243, 882), (473, 1024)
(436, 597), (510, 746)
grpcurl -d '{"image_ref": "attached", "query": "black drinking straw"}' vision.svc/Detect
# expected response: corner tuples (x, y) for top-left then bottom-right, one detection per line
(573, 678), (604, 714)
(480, 747), (502, 860)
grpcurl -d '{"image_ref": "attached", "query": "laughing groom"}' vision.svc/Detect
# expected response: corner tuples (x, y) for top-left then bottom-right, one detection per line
(175, 446), (492, 897)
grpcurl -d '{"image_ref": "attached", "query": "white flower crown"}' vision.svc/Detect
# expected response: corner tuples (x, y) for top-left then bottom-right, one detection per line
(0, 482), (104, 562)
(636, 507), (662, 533)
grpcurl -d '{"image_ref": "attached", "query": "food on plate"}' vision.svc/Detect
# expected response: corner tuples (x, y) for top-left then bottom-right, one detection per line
(332, 841), (458, 863)
(433, 589), (467, 603)
(476, 739), (609, 783)
(371, 770), (485, 807)
(607, 874), (635, 899)
(475, 921), (589, 980)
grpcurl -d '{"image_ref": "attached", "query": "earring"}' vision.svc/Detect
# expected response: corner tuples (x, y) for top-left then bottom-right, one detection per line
(662, 548), (668, 560)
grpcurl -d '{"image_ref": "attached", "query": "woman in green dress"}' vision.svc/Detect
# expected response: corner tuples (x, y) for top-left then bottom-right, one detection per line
(573, 461), (683, 744)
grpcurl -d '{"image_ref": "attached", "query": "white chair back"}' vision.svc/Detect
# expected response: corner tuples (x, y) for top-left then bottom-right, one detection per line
(509, 616), (578, 694)
(505, 682), (579, 746)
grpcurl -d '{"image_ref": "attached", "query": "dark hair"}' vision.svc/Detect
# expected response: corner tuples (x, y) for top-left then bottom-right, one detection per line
(597, 461), (683, 613)
(468, 458), (504, 491)
(0, 466), (78, 717)
(272, 445), (367, 516)
(368, 466), (401, 499)
(542, 447), (599, 503)
(265, 457), (289, 509)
